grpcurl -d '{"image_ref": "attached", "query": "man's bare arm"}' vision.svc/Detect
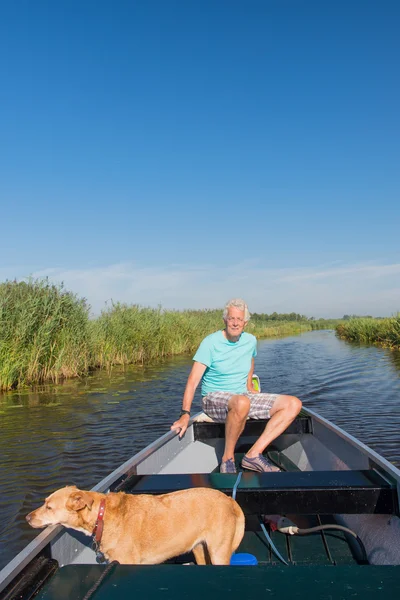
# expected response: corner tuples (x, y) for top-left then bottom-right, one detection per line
(171, 361), (207, 438)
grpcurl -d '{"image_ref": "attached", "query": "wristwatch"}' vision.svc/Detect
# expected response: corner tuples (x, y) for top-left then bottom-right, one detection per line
(180, 409), (191, 417)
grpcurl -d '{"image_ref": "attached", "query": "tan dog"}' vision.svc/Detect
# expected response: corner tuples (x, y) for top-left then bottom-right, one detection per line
(26, 485), (245, 565)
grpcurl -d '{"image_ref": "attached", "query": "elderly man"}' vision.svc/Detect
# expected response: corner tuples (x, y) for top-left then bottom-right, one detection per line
(171, 298), (302, 473)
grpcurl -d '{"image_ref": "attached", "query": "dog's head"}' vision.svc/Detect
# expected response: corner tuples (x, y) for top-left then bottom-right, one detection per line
(26, 486), (95, 530)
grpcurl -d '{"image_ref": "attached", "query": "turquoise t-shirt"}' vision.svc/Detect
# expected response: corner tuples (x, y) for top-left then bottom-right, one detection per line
(193, 330), (257, 397)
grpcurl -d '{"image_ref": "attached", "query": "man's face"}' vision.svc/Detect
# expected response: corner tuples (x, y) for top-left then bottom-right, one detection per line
(224, 307), (247, 339)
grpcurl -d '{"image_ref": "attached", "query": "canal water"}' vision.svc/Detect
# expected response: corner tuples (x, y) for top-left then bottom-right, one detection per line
(0, 330), (399, 570)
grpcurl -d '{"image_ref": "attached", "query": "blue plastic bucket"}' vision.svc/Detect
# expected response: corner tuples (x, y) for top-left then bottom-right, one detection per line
(230, 553), (258, 566)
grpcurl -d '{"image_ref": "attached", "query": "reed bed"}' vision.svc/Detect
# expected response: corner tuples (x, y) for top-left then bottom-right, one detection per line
(90, 305), (313, 369)
(336, 316), (400, 349)
(90, 305), (221, 369)
(310, 319), (342, 330)
(0, 279), (91, 390)
(0, 279), (334, 390)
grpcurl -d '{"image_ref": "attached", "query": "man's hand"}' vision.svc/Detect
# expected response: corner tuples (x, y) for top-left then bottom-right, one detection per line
(171, 414), (190, 439)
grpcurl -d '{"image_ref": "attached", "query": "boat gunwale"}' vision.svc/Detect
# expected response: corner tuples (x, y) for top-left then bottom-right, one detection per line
(0, 425), (186, 593)
(305, 407), (400, 480)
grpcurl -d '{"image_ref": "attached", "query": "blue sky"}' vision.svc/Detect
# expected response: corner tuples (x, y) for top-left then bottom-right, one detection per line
(1, 0), (399, 317)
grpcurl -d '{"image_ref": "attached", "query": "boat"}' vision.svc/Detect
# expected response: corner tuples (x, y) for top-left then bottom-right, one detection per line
(1, 380), (399, 599)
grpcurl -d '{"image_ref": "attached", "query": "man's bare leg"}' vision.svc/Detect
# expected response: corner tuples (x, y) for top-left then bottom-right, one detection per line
(245, 395), (302, 458)
(222, 395), (250, 463)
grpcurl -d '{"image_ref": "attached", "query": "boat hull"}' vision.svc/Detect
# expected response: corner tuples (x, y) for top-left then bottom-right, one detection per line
(1, 407), (399, 598)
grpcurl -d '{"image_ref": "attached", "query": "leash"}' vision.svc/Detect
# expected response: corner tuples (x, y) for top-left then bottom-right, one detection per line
(230, 471), (243, 559)
(231, 471), (288, 565)
(259, 519), (289, 565)
(92, 499), (107, 563)
(232, 471), (242, 501)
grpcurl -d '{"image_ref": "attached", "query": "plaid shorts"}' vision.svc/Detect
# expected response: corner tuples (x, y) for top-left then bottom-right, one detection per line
(202, 391), (280, 423)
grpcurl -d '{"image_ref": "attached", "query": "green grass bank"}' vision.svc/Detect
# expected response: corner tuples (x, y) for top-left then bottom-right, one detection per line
(0, 279), (338, 391)
(336, 316), (400, 350)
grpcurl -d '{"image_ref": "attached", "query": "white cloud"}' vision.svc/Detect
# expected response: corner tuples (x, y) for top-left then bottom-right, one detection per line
(279, 263), (400, 282)
(1, 261), (399, 318)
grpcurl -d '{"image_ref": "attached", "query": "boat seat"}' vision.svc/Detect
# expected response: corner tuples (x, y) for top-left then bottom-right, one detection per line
(117, 470), (398, 515)
(193, 416), (313, 440)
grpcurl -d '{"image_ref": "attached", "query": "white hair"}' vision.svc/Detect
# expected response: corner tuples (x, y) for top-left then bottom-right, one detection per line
(223, 298), (250, 322)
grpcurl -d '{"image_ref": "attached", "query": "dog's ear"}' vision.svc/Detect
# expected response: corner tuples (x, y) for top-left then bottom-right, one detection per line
(66, 490), (95, 512)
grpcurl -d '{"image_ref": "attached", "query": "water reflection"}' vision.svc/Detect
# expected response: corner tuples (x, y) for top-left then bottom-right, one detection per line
(0, 331), (399, 571)
(388, 348), (400, 371)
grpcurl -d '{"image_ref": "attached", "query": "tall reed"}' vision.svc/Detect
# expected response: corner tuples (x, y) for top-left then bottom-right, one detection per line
(336, 316), (400, 349)
(89, 303), (314, 369)
(91, 305), (231, 368)
(310, 319), (342, 330)
(1, 279), (338, 390)
(0, 279), (91, 390)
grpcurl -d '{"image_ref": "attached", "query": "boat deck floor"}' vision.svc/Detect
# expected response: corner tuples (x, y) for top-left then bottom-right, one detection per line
(166, 512), (359, 567)
(211, 446), (297, 473)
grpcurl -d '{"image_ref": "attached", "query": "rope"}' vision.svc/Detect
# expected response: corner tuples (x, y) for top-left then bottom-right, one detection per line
(232, 471), (242, 501)
(259, 520), (289, 566)
(82, 560), (119, 600)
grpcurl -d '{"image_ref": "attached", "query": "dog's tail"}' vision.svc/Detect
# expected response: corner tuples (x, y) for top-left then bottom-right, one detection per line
(231, 499), (245, 552)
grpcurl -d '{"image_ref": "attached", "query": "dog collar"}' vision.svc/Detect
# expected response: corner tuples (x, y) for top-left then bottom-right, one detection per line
(92, 499), (106, 545)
